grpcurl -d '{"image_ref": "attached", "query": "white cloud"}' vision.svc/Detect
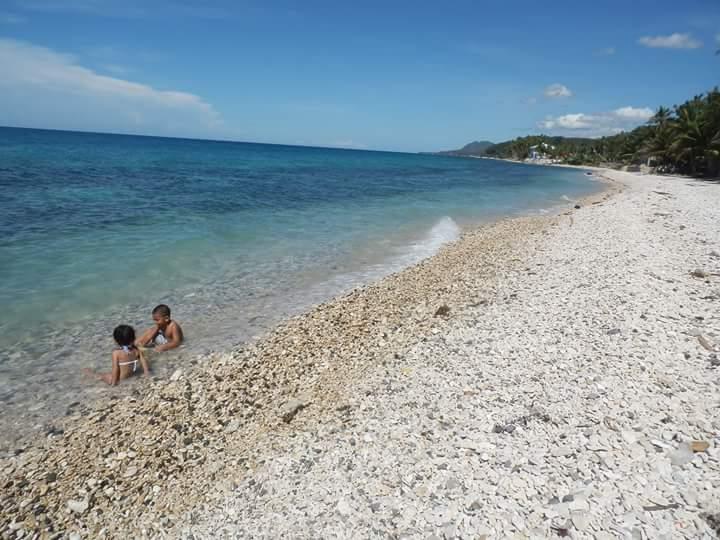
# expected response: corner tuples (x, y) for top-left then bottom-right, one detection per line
(540, 113), (591, 130)
(539, 106), (653, 137)
(544, 83), (573, 98)
(716, 33), (720, 44)
(638, 33), (702, 49)
(613, 106), (654, 121)
(0, 38), (225, 137)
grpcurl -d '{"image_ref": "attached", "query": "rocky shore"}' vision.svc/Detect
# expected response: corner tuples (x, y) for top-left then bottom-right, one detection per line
(2, 170), (719, 539)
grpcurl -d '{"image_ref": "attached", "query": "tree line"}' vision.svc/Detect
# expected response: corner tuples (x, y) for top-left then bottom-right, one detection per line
(483, 87), (720, 177)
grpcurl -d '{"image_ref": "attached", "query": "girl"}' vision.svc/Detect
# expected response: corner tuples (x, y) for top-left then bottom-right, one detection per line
(84, 325), (150, 385)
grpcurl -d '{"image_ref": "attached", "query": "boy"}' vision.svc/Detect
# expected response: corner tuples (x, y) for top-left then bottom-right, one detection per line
(136, 304), (184, 352)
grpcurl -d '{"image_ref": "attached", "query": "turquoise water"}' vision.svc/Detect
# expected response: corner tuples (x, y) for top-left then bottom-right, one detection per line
(0, 126), (599, 445)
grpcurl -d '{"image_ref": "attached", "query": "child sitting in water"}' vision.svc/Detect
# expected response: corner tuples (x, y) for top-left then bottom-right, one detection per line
(84, 325), (150, 385)
(135, 304), (184, 352)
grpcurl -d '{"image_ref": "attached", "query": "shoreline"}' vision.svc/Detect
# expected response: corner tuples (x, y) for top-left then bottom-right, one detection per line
(0, 164), (604, 450)
(0, 174), (615, 535)
(193, 169), (718, 538)
(0, 159), (599, 449)
(3, 170), (719, 538)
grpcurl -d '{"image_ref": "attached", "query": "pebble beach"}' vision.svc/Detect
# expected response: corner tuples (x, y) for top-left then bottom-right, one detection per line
(2, 169), (719, 539)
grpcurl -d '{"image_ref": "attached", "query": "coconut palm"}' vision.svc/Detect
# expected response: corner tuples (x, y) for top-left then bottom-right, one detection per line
(641, 107), (676, 167)
(669, 98), (710, 175)
(650, 106), (673, 127)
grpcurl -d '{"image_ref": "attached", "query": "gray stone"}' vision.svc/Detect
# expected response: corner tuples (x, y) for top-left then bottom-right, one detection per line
(279, 398), (307, 423)
(551, 446), (574, 457)
(67, 498), (89, 514)
(445, 477), (460, 490)
(670, 444), (695, 467)
(468, 500), (482, 512)
(336, 498), (352, 516)
(571, 511), (589, 531)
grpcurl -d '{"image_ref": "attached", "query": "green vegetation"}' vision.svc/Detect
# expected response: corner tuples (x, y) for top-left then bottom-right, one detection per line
(456, 88), (720, 177)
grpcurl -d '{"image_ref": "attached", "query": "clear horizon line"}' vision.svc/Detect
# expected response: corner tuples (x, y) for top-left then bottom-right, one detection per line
(0, 124), (424, 155)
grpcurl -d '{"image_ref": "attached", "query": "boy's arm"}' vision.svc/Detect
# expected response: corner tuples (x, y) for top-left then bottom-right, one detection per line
(156, 322), (183, 352)
(135, 325), (157, 347)
(138, 348), (151, 377)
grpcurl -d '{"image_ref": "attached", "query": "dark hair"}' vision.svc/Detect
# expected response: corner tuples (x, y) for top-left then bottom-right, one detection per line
(152, 304), (171, 317)
(113, 325), (136, 347)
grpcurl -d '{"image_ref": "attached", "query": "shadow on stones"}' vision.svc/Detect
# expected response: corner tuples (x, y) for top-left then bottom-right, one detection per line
(700, 513), (720, 535)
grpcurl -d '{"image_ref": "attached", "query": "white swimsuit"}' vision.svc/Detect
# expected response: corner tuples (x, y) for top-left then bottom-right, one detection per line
(117, 345), (139, 372)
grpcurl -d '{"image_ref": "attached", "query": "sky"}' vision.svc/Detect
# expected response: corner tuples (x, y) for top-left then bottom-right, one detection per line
(0, 0), (719, 152)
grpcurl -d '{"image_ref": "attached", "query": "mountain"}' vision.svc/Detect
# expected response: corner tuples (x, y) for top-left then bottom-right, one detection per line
(435, 140), (495, 156)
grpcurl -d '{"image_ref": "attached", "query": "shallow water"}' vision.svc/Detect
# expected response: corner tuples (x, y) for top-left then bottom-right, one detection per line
(0, 127), (600, 446)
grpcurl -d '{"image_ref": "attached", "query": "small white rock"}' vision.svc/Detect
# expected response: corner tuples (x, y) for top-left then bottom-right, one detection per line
(67, 498), (89, 514)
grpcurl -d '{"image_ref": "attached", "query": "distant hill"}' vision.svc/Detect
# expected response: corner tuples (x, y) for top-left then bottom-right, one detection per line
(435, 140), (495, 156)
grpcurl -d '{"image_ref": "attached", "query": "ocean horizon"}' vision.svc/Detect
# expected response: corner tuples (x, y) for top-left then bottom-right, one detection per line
(0, 126), (600, 446)
(0, 125), (407, 153)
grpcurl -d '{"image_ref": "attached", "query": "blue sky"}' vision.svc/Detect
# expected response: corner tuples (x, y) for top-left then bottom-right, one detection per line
(0, 0), (719, 152)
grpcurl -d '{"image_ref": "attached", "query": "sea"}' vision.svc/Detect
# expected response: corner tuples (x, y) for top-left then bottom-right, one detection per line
(0, 126), (600, 447)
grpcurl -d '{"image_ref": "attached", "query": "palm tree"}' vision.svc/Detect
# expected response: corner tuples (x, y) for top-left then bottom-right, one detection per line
(650, 106), (672, 127)
(643, 126), (674, 167)
(641, 106), (676, 168)
(670, 99), (709, 175)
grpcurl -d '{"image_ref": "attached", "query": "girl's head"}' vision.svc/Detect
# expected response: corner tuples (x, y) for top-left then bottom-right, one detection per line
(113, 325), (136, 347)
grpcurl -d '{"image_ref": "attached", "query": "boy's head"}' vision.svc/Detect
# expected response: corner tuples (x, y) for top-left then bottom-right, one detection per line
(152, 304), (172, 329)
(113, 325), (136, 347)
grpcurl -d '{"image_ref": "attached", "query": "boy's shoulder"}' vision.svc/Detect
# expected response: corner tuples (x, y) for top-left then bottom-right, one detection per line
(169, 319), (184, 332)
